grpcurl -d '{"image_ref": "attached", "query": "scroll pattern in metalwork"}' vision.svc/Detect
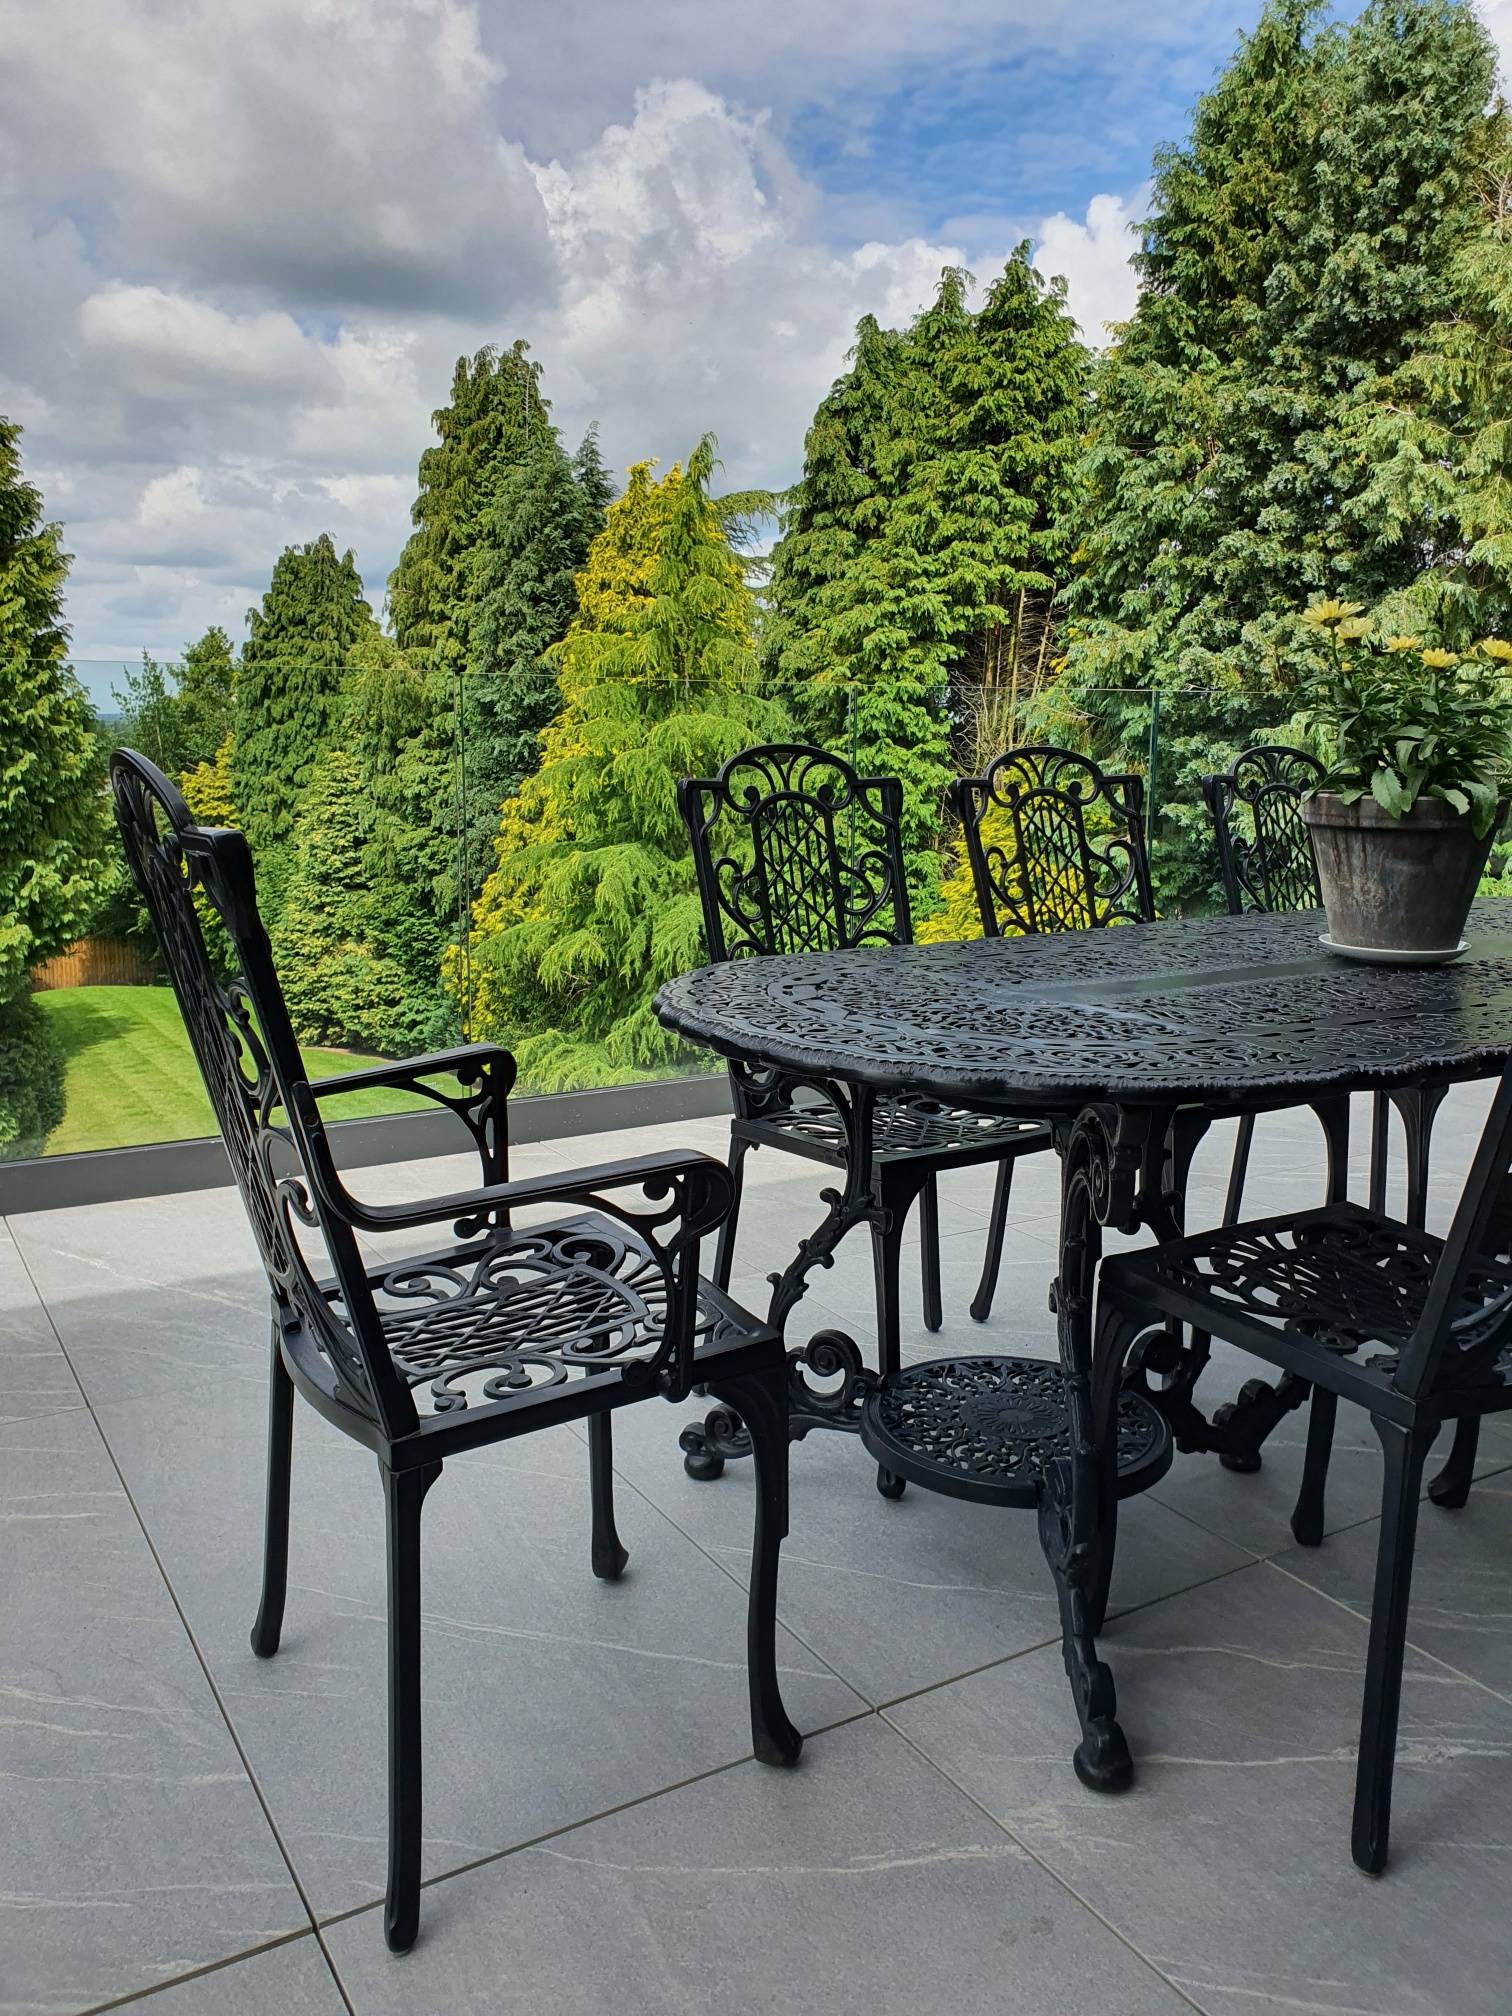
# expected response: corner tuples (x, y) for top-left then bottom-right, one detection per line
(863, 1356), (1170, 1506)
(110, 752), (391, 1426)
(349, 1217), (746, 1416)
(1204, 745), (1324, 916)
(1139, 1204), (1512, 1381)
(952, 746), (1154, 938)
(766, 1091), (1046, 1160)
(657, 905), (1512, 1105)
(680, 742), (911, 964)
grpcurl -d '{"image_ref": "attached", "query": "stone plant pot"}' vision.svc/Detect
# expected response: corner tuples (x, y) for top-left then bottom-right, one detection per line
(1300, 790), (1503, 960)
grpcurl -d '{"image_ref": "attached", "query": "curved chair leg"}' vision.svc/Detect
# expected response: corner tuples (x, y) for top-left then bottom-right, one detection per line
(919, 1173), (943, 1334)
(1223, 1113), (1256, 1227)
(251, 1321), (294, 1659)
(971, 1157), (1013, 1322)
(870, 1181), (910, 1500)
(1397, 1084), (1447, 1233)
(1428, 1415), (1479, 1510)
(713, 1134), (749, 1292)
(708, 1362), (803, 1769)
(1290, 1388), (1336, 1547)
(383, 1459), (442, 1954)
(588, 1413), (630, 1581)
(1087, 1298), (1147, 1636)
(1353, 1420), (1428, 1875)
(1368, 1092), (1390, 1216)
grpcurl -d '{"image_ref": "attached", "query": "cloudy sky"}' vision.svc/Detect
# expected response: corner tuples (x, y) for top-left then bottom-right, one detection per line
(4, 1), (1510, 699)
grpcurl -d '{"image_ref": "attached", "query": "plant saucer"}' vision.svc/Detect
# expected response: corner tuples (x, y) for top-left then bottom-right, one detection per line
(1319, 933), (1469, 966)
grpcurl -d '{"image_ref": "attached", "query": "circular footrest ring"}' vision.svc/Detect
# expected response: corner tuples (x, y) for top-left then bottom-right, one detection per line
(859, 1354), (1172, 1509)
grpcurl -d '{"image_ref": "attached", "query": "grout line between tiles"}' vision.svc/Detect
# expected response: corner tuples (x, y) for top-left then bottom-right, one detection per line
(876, 1713), (1207, 2014)
(9, 1236), (352, 2014)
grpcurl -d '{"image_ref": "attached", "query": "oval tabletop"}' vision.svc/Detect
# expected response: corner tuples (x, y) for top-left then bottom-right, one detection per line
(655, 900), (1512, 1112)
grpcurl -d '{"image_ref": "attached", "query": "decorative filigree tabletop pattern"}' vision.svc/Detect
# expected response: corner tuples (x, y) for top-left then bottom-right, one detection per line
(657, 902), (1512, 1110)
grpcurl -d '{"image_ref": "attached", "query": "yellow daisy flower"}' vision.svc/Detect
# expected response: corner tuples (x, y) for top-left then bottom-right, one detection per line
(1336, 617), (1373, 640)
(1302, 598), (1366, 627)
(1383, 634), (1423, 653)
(1420, 648), (1459, 669)
(1478, 637), (1512, 662)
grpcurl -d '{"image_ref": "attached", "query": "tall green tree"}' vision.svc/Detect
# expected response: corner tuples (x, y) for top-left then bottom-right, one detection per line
(270, 744), (411, 1050)
(110, 625), (235, 779)
(464, 425), (613, 866)
(389, 341), (552, 672)
(232, 533), (377, 910)
(466, 442), (787, 1087)
(769, 252), (1088, 906)
(0, 417), (108, 1156)
(1058, 0), (1506, 907)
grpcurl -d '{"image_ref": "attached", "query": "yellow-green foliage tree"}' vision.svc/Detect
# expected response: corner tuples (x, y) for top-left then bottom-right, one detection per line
(463, 440), (788, 1087)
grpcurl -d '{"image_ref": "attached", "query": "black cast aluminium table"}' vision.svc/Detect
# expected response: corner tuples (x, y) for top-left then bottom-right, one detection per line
(654, 901), (1512, 1790)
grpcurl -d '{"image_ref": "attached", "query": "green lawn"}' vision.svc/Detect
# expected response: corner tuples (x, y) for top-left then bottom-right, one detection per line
(35, 986), (425, 1156)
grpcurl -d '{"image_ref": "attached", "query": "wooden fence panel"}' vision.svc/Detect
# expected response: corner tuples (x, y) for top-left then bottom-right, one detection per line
(30, 938), (156, 990)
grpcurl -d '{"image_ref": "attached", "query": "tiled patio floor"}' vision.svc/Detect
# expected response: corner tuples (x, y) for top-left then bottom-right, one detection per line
(5, 1088), (1511, 2014)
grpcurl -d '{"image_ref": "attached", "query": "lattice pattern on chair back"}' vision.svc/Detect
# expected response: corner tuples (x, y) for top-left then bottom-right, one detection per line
(951, 746), (1154, 938)
(1399, 1072), (1512, 1399)
(1202, 745), (1324, 915)
(679, 743), (913, 963)
(109, 750), (416, 1438)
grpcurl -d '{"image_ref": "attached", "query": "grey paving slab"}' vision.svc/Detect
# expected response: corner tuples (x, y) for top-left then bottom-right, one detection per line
(91, 1378), (865, 1922)
(890, 1559), (1512, 2016)
(9, 1188), (272, 1412)
(101, 1937), (347, 2016)
(324, 1715), (1192, 2016)
(1277, 1467), (1512, 1704)
(0, 1222), (82, 1426)
(0, 1408), (307, 2016)
(607, 1385), (1250, 1704)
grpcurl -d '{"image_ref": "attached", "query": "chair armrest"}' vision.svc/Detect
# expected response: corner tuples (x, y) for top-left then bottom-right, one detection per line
(309, 1043), (515, 1101)
(309, 1043), (516, 1190)
(312, 1146), (735, 1242)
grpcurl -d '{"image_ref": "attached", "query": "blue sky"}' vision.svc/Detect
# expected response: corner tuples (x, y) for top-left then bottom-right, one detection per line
(2, 0), (1502, 691)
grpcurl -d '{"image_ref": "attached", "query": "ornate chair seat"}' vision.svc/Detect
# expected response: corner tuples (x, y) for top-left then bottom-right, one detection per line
(324, 1213), (772, 1420)
(752, 1089), (1048, 1167)
(1107, 1201), (1512, 1388)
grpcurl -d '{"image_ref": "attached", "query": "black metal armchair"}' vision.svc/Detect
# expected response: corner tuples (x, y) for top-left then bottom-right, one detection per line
(110, 749), (801, 1955)
(1203, 747), (1466, 1511)
(951, 744), (1156, 939)
(679, 745), (1047, 1433)
(1091, 1069), (1512, 1873)
(949, 745), (1155, 1297)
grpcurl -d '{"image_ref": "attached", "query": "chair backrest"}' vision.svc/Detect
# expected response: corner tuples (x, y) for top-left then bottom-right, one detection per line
(1202, 745), (1324, 915)
(679, 743), (913, 963)
(1399, 1071), (1512, 1401)
(950, 745), (1154, 937)
(109, 749), (418, 1440)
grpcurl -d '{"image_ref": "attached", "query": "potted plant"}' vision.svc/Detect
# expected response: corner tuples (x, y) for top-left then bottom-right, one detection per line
(1296, 600), (1512, 961)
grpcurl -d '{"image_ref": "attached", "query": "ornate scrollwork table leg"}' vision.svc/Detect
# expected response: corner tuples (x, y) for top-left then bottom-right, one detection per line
(1041, 1102), (1163, 1791)
(680, 1078), (884, 1479)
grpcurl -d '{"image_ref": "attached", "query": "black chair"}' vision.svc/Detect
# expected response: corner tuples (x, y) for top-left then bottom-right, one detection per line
(1204, 748), (1466, 1508)
(950, 744), (1156, 1280)
(951, 744), (1156, 939)
(679, 745), (1047, 1435)
(1091, 1069), (1512, 1873)
(110, 749), (801, 1954)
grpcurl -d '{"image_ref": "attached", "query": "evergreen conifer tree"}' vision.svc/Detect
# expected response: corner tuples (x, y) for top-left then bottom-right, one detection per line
(465, 443), (787, 1086)
(769, 252), (1087, 907)
(1059, 0), (1505, 906)
(270, 744), (411, 1050)
(465, 425), (613, 860)
(0, 417), (108, 1155)
(231, 533), (376, 910)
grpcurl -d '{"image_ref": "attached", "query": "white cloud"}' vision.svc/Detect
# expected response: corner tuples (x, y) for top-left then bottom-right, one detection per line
(0, 0), (1171, 673)
(1033, 190), (1145, 343)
